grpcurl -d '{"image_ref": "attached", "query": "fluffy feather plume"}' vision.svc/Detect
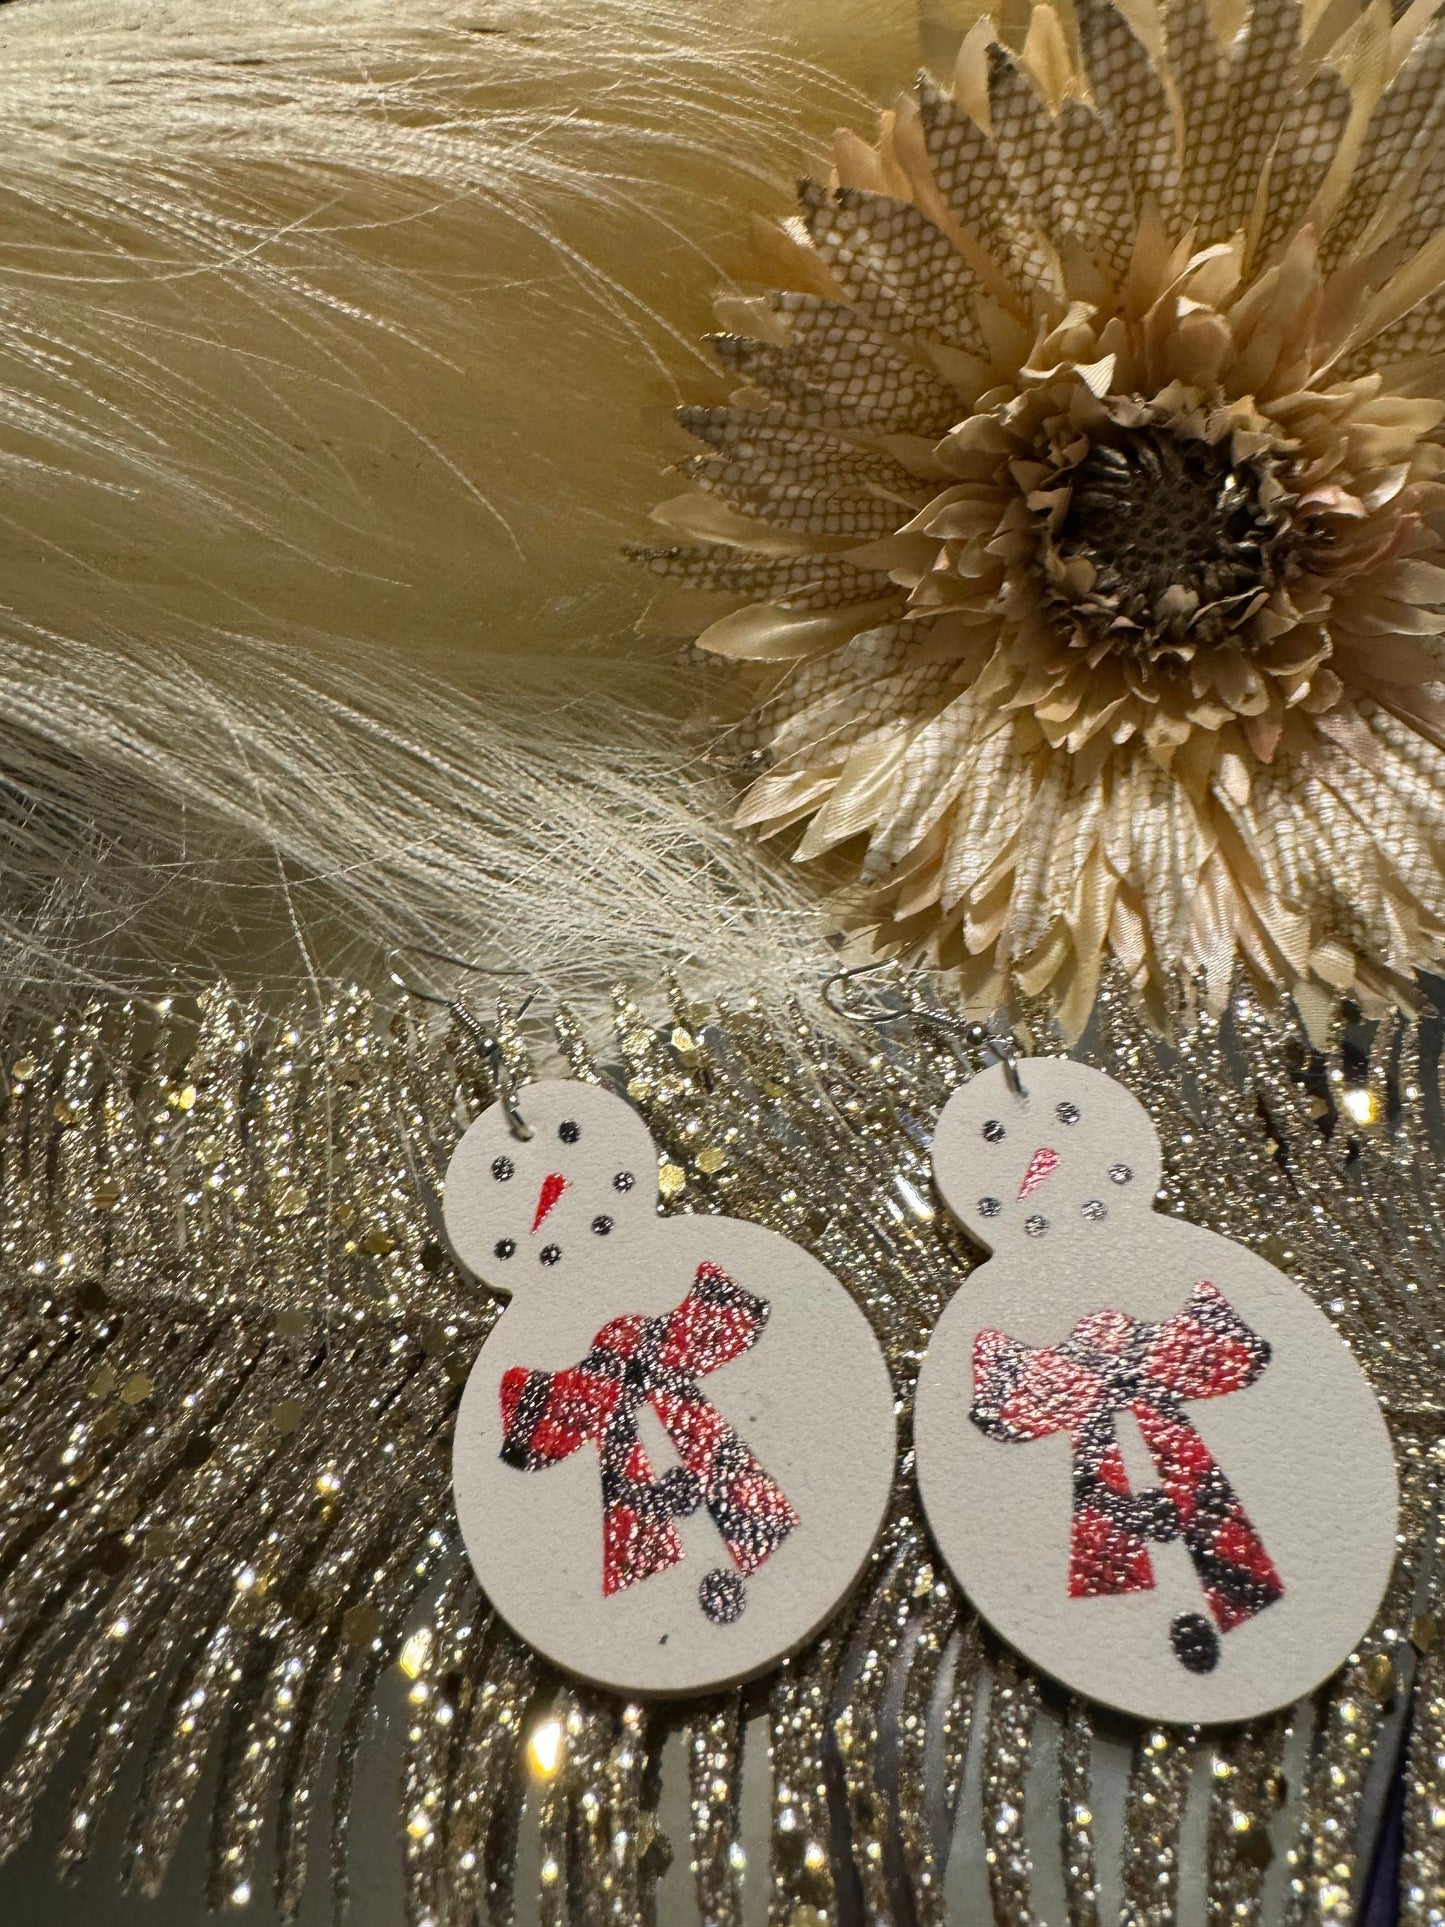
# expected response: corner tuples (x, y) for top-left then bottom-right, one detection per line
(0, 0), (919, 1013)
(643, 0), (1445, 1034)
(0, 621), (828, 1004)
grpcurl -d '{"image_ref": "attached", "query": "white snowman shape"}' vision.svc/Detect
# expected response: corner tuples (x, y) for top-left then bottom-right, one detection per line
(443, 1079), (896, 1696)
(915, 1058), (1399, 1725)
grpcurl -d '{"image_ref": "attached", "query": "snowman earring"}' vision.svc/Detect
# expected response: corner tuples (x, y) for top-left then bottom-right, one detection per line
(914, 1053), (1399, 1725)
(440, 1076), (896, 1696)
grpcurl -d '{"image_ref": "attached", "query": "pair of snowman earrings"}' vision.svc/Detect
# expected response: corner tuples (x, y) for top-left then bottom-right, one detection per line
(443, 1054), (1397, 1725)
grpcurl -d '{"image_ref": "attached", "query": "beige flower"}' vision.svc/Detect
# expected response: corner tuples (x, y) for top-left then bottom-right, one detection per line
(638, 0), (1445, 1033)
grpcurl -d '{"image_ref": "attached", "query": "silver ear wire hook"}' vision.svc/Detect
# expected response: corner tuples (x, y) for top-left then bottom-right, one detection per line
(386, 949), (536, 1141)
(821, 960), (1029, 1099)
(958, 1017), (1028, 1101)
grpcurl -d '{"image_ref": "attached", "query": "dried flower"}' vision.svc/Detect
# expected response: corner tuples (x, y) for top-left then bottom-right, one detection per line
(639, 0), (1445, 1032)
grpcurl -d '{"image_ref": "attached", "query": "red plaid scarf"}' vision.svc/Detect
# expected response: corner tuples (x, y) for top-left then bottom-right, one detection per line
(971, 1281), (1284, 1633)
(499, 1262), (798, 1596)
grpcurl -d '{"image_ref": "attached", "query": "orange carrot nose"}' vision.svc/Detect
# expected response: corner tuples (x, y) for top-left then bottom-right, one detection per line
(1017, 1147), (1060, 1201)
(532, 1171), (568, 1232)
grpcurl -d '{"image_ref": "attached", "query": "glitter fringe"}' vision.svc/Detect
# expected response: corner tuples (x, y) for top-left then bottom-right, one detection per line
(0, 973), (1438, 1921)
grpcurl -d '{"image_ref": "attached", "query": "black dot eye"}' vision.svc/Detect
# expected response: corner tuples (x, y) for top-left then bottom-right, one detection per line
(591, 1215), (613, 1236)
(491, 1156), (514, 1181)
(978, 1196), (1001, 1217)
(558, 1121), (580, 1145)
(539, 1244), (561, 1266)
(982, 1120), (1005, 1143)
(1056, 1101), (1081, 1125)
(613, 1171), (634, 1193)
(493, 1237), (516, 1260)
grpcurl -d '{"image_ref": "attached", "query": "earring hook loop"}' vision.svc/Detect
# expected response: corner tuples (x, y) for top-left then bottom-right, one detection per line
(821, 960), (1028, 1098)
(386, 948), (536, 1141)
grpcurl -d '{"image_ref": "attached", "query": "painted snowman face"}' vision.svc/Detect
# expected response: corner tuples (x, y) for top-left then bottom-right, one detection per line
(917, 1055), (1398, 1725)
(443, 1079), (896, 1697)
(930, 1057), (1163, 1250)
(442, 1079), (658, 1289)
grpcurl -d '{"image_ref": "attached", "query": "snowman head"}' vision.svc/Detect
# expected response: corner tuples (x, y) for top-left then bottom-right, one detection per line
(442, 1080), (659, 1293)
(931, 1058), (1163, 1251)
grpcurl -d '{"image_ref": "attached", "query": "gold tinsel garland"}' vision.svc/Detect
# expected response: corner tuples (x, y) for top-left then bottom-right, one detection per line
(0, 975), (1438, 1922)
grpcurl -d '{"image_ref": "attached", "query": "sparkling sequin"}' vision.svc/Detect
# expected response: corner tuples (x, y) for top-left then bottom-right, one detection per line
(0, 971), (1428, 1925)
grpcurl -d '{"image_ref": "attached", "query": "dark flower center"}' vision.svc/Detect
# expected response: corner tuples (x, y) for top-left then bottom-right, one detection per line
(1047, 424), (1296, 656)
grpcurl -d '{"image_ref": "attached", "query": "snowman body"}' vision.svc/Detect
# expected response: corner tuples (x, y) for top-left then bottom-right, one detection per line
(916, 1058), (1398, 1725)
(444, 1080), (896, 1696)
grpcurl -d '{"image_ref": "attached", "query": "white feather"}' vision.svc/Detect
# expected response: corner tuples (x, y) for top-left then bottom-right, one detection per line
(0, 0), (902, 1010)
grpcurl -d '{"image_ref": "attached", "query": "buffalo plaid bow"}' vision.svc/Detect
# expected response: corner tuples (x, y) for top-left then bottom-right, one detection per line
(971, 1282), (1284, 1634)
(499, 1262), (799, 1597)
